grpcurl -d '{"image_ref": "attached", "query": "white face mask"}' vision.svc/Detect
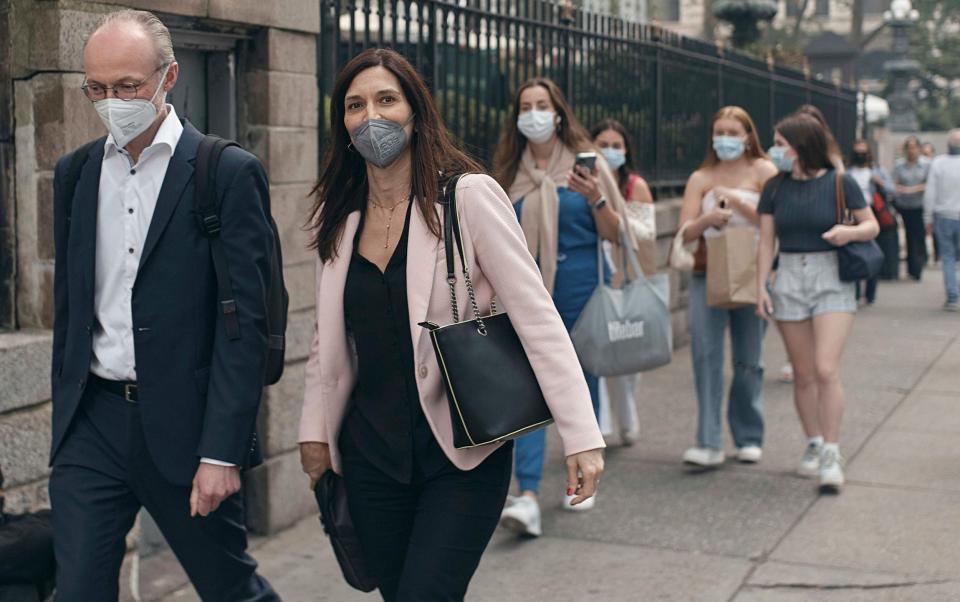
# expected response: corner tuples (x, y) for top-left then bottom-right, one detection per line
(94, 64), (169, 149)
(600, 147), (627, 170)
(517, 110), (558, 144)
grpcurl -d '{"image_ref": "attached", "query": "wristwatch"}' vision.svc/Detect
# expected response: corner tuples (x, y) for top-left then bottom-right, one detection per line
(590, 196), (608, 211)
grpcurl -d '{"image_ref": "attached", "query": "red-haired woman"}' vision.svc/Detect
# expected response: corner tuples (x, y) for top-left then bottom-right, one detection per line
(677, 106), (778, 468)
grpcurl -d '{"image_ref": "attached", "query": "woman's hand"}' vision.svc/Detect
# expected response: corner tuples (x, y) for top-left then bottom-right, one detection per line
(757, 287), (775, 321)
(567, 165), (602, 205)
(565, 448), (604, 506)
(821, 225), (855, 247)
(299, 442), (331, 488)
(702, 208), (734, 230)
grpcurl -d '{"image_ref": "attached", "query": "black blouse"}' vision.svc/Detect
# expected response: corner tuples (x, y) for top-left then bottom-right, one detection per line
(340, 203), (448, 483)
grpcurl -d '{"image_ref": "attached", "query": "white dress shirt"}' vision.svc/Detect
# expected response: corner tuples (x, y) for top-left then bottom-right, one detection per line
(90, 106), (232, 467)
(923, 154), (960, 225)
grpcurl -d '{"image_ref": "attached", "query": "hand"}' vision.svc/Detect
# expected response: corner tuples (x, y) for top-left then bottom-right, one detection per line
(300, 442), (332, 488)
(821, 225), (853, 247)
(565, 448), (604, 506)
(704, 208), (734, 230)
(190, 463), (241, 517)
(567, 165), (601, 205)
(711, 186), (738, 209)
(926, 223), (934, 237)
(871, 175), (886, 189)
(757, 287), (775, 321)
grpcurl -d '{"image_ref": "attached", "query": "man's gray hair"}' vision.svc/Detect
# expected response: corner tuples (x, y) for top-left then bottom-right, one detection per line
(91, 9), (176, 67)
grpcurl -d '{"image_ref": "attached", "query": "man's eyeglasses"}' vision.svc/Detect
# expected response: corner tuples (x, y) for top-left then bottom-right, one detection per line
(81, 64), (167, 102)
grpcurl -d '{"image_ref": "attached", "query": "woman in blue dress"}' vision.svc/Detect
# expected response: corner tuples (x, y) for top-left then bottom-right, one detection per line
(492, 78), (635, 536)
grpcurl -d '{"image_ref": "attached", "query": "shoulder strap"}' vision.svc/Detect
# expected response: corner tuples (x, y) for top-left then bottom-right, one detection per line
(195, 134), (243, 340)
(442, 173), (469, 323)
(64, 139), (103, 236)
(835, 171), (848, 225)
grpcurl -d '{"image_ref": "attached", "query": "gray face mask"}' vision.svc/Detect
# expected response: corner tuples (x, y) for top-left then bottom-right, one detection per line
(350, 115), (414, 168)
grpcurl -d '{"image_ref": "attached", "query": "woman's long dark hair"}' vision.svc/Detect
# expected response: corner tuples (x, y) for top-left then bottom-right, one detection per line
(774, 113), (833, 174)
(795, 104), (843, 167)
(590, 118), (637, 197)
(492, 77), (594, 191)
(307, 48), (482, 261)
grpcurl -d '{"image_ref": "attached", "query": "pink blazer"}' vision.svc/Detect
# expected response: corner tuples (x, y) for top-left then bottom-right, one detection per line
(298, 174), (604, 474)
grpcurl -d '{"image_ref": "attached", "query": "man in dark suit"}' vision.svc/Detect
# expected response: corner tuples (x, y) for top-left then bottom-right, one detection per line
(49, 10), (280, 600)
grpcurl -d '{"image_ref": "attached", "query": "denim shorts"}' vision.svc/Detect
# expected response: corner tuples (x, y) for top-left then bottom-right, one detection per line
(770, 251), (856, 321)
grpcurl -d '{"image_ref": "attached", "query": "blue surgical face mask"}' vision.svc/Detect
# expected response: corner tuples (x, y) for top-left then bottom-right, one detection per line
(769, 146), (794, 172)
(600, 147), (626, 170)
(713, 136), (746, 162)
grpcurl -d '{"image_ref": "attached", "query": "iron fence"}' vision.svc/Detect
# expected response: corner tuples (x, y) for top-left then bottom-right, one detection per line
(317, 0), (858, 192)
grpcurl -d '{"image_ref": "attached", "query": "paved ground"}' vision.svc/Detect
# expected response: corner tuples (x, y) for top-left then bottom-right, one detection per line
(156, 266), (960, 601)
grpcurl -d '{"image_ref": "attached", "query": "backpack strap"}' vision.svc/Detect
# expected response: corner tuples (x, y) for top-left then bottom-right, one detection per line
(63, 139), (103, 239)
(196, 135), (242, 341)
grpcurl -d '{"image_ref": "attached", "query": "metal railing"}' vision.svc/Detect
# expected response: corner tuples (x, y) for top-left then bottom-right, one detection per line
(317, 0), (857, 192)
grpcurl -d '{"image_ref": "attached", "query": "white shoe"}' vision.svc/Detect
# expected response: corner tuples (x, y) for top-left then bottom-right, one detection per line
(798, 441), (822, 478)
(562, 493), (596, 512)
(779, 363), (794, 383)
(737, 446), (762, 463)
(621, 429), (640, 446)
(682, 447), (725, 467)
(499, 495), (542, 536)
(819, 448), (845, 492)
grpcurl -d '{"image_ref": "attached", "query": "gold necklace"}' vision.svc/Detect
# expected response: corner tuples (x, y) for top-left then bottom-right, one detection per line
(369, 195), (411, 249)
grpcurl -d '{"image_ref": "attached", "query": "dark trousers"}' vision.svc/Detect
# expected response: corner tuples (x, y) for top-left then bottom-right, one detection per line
(341, 439), (513, 601)
(900, 208), (928, 279)
(49, 383), (279, 602)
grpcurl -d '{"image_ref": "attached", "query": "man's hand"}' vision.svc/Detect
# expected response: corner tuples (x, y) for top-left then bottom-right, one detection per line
(190, 463), (241, 517)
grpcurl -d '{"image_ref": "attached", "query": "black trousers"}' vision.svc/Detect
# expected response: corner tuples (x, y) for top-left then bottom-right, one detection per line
(340, 438), (513, 602)
(900, 208), (928, 279)
(877, 226), (901, 281)
(49, 383), (279, 602)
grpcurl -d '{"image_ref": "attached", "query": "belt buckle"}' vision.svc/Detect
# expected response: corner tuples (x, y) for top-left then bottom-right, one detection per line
(124, 384), (137, 403)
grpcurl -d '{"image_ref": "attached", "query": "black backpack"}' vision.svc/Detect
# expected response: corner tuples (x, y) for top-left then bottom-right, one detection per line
(63, 135), (288, 385)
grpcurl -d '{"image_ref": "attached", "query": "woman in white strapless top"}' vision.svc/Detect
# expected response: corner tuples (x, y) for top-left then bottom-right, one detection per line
(676, 106), (779, 469)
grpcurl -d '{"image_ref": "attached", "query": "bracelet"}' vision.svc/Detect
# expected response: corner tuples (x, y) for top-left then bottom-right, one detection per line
(590, 196), (608, 211)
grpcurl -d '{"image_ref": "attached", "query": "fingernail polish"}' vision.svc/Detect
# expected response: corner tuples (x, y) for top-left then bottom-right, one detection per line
(566, 487), (574, 495)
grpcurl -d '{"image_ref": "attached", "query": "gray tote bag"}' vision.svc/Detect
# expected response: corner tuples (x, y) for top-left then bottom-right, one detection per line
(571, 230), (673, 377)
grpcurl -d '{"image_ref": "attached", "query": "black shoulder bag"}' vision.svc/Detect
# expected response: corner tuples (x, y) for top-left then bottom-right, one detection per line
(835, 172), (884, 282)
(419, 174), (553, 449)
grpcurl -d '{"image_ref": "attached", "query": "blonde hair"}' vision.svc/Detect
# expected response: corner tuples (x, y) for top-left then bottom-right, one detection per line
(90, 9), (175, 67)
(701, 106), (767, 169)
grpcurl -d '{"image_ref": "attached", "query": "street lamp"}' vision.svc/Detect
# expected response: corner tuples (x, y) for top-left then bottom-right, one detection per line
(883, 0), (921, 131)
(712, 0), (779, 49)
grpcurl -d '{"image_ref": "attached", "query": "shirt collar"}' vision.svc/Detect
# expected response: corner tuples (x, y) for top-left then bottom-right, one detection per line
(105, 104), (184, 158)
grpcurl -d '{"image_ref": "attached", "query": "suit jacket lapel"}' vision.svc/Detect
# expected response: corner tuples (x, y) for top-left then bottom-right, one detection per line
(74, 141), (106, 303)
(137, 121), (202, 274)
(319, 212), (361, 378)
(407, 200), (440, 359)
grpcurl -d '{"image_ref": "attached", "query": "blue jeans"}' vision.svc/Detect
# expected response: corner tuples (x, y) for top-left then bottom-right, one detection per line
(514, 313), (600, 495)
(934, 216), (960, 303)
(688, 276), (766, 450)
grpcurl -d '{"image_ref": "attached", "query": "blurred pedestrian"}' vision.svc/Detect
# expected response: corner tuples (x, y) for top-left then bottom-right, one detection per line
(298, 50), (604, 599)
(894, 136), (930, 281)
(922, 141), (937, 160)
(677, 107), (778, 467)
(590, 118), (657, 446)
(757, 113), (879, 493)
(923, 129), (960, 312)
(848, 139), (897, 303)
(492, 77), (630, 530)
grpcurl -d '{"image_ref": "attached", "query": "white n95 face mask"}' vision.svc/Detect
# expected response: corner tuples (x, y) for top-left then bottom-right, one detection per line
(94, 64), (169, 149)
(517, 110), (558, 144)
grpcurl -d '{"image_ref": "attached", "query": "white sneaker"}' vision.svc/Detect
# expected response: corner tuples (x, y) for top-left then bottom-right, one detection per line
(499, 495), (542, 536)
(737, 446), (762, 463)
(682, 447), (725, 467)
(779, 363), (794, 383)
(798, 441), (822, 478)
(621, 429), (640, 446)
(819, 448), (845, 492)
(944, 301), (959, 312)
(562, 493), (596, 512)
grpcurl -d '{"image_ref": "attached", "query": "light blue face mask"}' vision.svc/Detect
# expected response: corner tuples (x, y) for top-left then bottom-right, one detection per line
(769, 146), (795, 172)
(600, 147), (627, 170)
(713, 136), (746, 162)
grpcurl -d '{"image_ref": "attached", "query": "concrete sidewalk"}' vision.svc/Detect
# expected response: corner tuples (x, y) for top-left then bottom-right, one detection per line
(158, 267), (960, 601)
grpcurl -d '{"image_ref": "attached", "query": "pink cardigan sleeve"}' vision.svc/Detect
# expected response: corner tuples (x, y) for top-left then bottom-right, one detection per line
(298, 257), (327, 444)
(457, 174), (605, 457)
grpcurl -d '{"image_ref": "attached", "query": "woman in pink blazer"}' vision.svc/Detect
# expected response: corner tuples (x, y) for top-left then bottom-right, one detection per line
(298, 49), (604, 600)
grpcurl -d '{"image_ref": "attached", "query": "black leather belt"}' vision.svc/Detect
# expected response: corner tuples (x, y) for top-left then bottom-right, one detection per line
(90, 373), (139, 402)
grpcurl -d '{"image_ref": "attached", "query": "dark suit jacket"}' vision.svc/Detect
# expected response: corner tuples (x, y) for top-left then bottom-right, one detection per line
(50, 120), (272, 485)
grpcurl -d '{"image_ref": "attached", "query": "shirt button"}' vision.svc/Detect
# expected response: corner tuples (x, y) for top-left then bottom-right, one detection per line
(130, 169), (136, 175)
(128, 248), (135, 254)
(128, 208), (134, 214)
(418, 365), (428, 379)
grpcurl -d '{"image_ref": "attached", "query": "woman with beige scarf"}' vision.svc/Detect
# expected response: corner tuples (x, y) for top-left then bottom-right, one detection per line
(492, 78), (634, 537)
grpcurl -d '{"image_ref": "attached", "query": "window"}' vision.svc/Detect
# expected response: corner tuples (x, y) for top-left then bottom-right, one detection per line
(815, 0), (830, 16)
(167, 30), (243, 139)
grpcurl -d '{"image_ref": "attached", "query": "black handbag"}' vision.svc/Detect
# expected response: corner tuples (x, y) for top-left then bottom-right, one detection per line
(313, 470), (377, 593)
(834, 172), (884, 282)
(419, 174), (554, 449)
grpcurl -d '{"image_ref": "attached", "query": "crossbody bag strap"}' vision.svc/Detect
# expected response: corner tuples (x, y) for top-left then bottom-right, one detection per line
(835, 171), (848, 225)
